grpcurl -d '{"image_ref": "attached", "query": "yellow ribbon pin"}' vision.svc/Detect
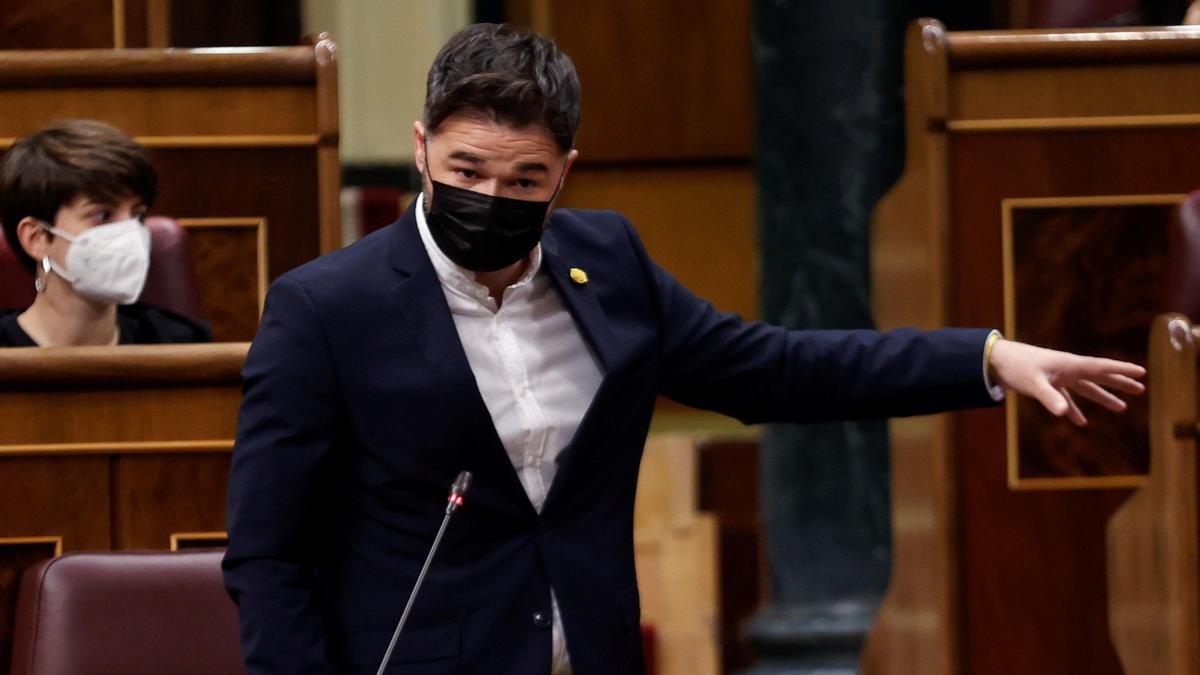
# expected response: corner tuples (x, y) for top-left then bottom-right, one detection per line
(569, 268), (588, 285)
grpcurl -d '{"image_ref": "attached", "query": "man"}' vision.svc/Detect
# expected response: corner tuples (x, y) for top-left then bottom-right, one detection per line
(222, 23), (1144, 674)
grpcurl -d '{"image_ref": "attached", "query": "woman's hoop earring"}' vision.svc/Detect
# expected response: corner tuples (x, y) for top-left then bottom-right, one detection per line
(34, 256), (51, 293)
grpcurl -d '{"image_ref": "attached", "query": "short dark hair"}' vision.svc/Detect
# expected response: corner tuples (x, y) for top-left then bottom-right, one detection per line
(0, 119), (157, 274)
(424, 23), (581, 152)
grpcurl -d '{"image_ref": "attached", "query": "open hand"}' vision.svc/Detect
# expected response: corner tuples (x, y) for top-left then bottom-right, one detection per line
(989, 339), (1146, 426)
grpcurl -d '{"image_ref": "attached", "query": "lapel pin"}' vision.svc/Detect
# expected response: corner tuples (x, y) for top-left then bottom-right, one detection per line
(569, 267), (589, 285)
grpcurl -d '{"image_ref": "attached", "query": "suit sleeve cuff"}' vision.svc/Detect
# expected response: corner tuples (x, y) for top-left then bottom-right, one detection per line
(982, 330), (1005, 402)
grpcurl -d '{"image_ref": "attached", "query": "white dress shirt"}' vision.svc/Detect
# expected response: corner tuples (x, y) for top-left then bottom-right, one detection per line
(416, 194), (603, 674)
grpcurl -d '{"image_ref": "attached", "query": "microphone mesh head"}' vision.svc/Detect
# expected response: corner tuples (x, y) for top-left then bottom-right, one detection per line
(451, 471), (473, 497)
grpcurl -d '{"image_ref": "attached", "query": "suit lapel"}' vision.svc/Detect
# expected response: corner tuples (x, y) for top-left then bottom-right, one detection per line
(539, 234), (630, 377)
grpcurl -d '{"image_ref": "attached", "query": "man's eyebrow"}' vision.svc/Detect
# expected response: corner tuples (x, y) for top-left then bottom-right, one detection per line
(515, 161), (549, 173)
(447, 150), (484, 164)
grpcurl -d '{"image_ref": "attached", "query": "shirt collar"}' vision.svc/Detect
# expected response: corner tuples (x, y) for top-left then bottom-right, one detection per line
(414, 192), (543, 302)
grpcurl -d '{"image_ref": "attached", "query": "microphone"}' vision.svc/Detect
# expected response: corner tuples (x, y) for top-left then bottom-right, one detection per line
(447, 471), (472, 514)
(376, 471), (473, 675)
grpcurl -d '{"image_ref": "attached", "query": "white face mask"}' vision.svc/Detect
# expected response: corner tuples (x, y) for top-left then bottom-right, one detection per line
(40, 218), (150, 305)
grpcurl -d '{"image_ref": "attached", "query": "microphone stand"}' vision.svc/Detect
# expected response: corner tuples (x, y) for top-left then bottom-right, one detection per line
(376, 472), (472, 675)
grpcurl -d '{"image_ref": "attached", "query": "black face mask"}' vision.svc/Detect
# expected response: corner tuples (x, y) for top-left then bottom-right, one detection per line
(422, 140), (563, 272)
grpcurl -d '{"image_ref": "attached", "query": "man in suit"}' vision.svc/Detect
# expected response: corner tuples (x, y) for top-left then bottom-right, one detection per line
(222, 23), (1145, 674)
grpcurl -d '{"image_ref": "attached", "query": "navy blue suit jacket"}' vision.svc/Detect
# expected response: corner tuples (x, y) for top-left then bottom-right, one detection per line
(222, 205), (996, 674)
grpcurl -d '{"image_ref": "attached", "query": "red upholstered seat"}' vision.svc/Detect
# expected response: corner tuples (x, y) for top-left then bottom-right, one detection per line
(1170, 191), (1200, 322)
(0, 216), (204, 322)
(10, 551), (242, 675)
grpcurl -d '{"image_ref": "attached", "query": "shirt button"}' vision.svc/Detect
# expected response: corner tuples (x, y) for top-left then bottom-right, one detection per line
(532, 611), (551, 629)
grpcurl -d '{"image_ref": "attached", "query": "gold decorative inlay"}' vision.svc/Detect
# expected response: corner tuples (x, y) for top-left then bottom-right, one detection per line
(0, 536), (63, 556)
(169, 531), (228, 551)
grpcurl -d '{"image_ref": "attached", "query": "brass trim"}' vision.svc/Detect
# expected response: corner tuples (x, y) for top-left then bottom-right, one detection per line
(169, 531), (228, 551)
(112, 0), (126, 48)
(948, 114), (1200, 133)
(178, 217), (269, 315)
(0, 135), (318, 150)
(0, 439), (233, 456)
(0, 536), (64, 556)
(1002, 193), (1185, 491)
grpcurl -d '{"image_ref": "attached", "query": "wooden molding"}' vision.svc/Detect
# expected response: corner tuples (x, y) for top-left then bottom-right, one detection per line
(0, 47), (318, 87)
(947, 26), (1200, 66)
(948, 114), (1200, 133)
(0, 135), (319, 150)
(0, 343), (248, 386)
(0, 440), (233, 457)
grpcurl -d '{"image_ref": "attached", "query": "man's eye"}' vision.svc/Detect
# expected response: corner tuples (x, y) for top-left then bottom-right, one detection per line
(456, 169), (477, 179)
(515, 179), (535, 189)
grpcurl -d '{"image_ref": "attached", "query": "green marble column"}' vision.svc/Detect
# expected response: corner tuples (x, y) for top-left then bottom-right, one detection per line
(747, 2), (990, 672)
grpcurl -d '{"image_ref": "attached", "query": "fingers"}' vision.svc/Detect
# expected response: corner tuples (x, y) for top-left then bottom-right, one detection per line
(1094, 372), (1146, 396)
(1059, 387), (1088, 426)
(1032, 377), (1069, 418)
(1072, 380), (1127, 413)
(1079, 358), (1146, 382)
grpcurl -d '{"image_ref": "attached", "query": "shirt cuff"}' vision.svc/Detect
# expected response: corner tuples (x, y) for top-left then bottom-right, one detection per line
(982, 329), (1005, 402)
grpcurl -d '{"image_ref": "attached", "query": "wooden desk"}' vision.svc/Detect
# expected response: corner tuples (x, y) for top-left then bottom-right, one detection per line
(866, 20), (1200, 675)
(0, 344), (246, 674)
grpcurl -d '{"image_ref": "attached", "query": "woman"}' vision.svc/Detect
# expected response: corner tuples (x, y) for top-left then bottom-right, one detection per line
(0, 119), (209, 346)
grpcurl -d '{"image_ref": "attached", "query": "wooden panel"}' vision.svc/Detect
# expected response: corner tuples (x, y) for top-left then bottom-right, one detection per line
(559, 166), (757, 320)
(1005, 198), (1173, 485)
(1107, 315), (1200, 675)
(0, 87), (316, 138)
(944, 127), (1200, 675)
(151, 147), (320, 281)
(0, 0), (115, 49)
(0, 387), (240, 446)
(546, 0), (752, 162)
(112, 454), (231, 549)
(950, 63), (1200, 122)
(182, 219), (267, 342)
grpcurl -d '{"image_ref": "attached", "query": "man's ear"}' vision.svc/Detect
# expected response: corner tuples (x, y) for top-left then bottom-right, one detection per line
(412, 121), (427, 176)
(564, 148), (579, 176)
(15, 216), (49, 263)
